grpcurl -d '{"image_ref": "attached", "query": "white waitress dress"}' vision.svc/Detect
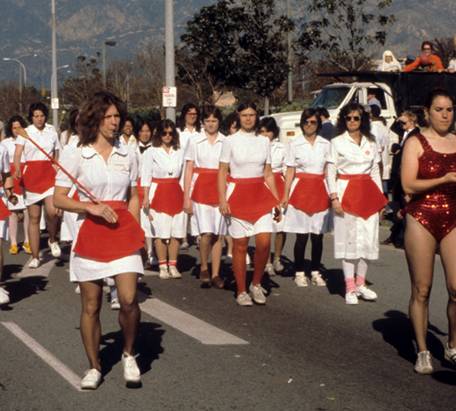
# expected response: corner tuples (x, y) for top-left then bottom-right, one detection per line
(15, 123), (61, 206)
(56, 142), (144, 282)
(141, 145), (187, 239)
(1, 137), (26, 211)
(185, 131), (227, 236)
(326, 132), (386, 260)
(284, 135), (332, 234)
(219, 131), (277, 239)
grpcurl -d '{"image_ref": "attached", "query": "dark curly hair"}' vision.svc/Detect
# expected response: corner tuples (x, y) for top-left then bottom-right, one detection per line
(336, 103), (373, 140)
(300, 108), (322, 134)
(221, 111), (239, 135)
(28, 102), (49, 123)
(152, 119), (180, 150)
(258, 117), (280, 139)
(77, 91), (127, 146)
(5, 115), (27, 138)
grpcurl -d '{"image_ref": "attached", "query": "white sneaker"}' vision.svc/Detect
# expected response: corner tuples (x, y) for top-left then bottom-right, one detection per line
(111, 298), (120, 310)
(414, 351), (433, 374)
(122, 353), (141, 385)
(0, 287), (10, 305)
(236, 291), (253, 306)
(356, 285), (377, 301)
(75, 285), (80, 294)
(294, 272), (308, 287)
(28, 258), (41, 269)
(265, 263), (275, 276)
(168, 265), (182, 279)
(245, 252), (251, 266)
(311, 271), (326, 286)
(345, 291), (359, 305)
(444, 342), (456, 365)
(249, 283), (267, 305)
(273, 259), (284, 272)
(159, 266), (170, 279)
(81, 368), (102, 390)
(48, 240), (61, 258)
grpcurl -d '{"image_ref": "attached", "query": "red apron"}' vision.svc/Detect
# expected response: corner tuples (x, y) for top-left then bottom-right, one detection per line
(136, 178), (145, 205)
(339, 174), (387, 219)
(22, 160), (56, 194)
(228, 177), (278, 223)
(191, 167), (218, 206)
(150, 178), (183, 216)
(10, 163), (25, 195)
(73, 201), (145, 262)
(0, 199), (11, 220)
(289, 173), (329, 214)
(273, 172), (285, 200)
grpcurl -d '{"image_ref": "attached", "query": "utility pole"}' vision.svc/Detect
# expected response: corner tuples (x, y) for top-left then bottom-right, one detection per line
(164, 0), (176, 121)
(287, 0), (293, 104)
(51, 0), (59, 130)
(102, 40), (117, 88)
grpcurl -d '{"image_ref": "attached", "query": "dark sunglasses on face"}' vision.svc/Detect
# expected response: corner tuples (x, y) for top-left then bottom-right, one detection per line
(345, 116), (360, 122)
(304, 120), (318, 125)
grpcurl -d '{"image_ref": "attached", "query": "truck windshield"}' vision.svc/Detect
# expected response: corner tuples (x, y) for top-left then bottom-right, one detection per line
(311, 87), (349, 109)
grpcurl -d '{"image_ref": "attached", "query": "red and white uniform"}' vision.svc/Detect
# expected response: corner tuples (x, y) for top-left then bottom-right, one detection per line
(219, 131), (277, 239)
(284, 135), (332, 234)
(270, 139), (286, 232)
(185, 131), (227, 236)
(0, 145), (11, 239)
(1, 137), (26, 211)
(141, 146), (187, 239)
(326, 132), (386, 260)
(56, 142), (144, 282)
(136, 142), (153, 238)
(16, 123), (61, 205)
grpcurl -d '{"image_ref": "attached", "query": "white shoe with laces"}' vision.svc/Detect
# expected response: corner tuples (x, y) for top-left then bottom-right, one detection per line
(444, 342), (456, 365)
(81, 368), (102, 390)
(265, 263), (275, 276)
(0, 287), (10, 305)
(414, 350), (433, 374)
(110, 298), (120, 310)
(48, 240), (61, 258)
(294, 272), (308, 287)
(236, 292), (253, 306)
(249, 283), (267, 305)
(28, 258), (41, 269)
(356, 285), (377, 301)
(159, 266), (170, 280)
(311, 271), (326, 286)
(168, 265), (182, 279)
(273, 259), (284, 272)
(122, 353), (141, 385)
(345, 291), (359, 305)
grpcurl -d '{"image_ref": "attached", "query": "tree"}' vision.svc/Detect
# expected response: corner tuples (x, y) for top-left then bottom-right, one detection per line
(179, 0), (292, 111)
(297, 0), (395, 72)
(433, 37), (455, 68)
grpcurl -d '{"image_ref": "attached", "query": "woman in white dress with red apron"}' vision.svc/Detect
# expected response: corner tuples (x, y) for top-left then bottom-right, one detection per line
(183, 106), (226, 289)
(14, 102), (61, 268)
(54, 92), (144, 389)
(283, 109), (332, 287)
(2, 115), (31, 255)
(326, 103), (387, 305)
(142, 119), (186, 280)
(218, 103), (282, 306)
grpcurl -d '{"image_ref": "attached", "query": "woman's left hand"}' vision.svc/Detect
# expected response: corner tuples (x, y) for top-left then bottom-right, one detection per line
(273, 206), (282, 222)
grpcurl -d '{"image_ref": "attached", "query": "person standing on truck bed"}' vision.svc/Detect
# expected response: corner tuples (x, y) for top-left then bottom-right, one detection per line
(404, 41), (444, 73)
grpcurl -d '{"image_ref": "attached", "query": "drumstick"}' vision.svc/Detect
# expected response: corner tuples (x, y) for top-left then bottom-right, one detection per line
(19, 129), (98, 203)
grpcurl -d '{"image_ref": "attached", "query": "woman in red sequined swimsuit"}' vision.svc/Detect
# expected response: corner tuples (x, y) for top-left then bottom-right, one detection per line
(402, 88), (456, 375)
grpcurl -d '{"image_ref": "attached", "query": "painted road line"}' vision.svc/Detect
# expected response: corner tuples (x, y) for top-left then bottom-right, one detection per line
(139, 297), (249, 345)
(1, 322), (83, 392)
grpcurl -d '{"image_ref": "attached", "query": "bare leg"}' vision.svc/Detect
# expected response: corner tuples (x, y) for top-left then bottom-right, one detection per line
(44, 196), (60, 243)
(274, 232), (286, 262)
(252, 232), (271, 285)
(23, 209), (30, 243)
(199, 233), (211, 272)
(233, 237), (248, 294)
(79, 280), (103, 370)
(404, 215), (437, 353)
(154, 238), (168, 263)
(168, 238), (181, 262)
(225, 235), (233, 256)
(439, 228), (456, 348)
(114, 273), (140, 355)
(27, 203), (41, 259)
(210, 234), (223, 279)
(9, 212), (18, 246)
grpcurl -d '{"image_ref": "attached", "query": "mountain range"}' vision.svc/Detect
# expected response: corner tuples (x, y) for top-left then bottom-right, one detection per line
(1, 0), (456, 86)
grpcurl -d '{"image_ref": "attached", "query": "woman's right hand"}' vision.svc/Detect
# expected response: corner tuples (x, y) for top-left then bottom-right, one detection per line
(443, 172), (456, 184)
(219, 200), (231, 217)
(86, 203), (118, 224)
(14, 168), (21, 179)
(332, 199), (344, 216)
(183, 198), (193, 215)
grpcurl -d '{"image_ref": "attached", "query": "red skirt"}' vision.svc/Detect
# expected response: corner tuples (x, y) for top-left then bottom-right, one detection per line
(273, 172), (285, 200)
(10, 163), (24, 195)
(73, 201), (145, 262)
(228, 177), (277, 223)
(150, 178), (183, 216)
(191, 167), (218, 206)
(339, 174), (387, 219)
(22, 160), (56, 194)
(289, 173), (329, 214)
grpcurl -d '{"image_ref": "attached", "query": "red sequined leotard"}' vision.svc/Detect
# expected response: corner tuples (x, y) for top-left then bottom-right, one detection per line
(406, 133), (456, 242)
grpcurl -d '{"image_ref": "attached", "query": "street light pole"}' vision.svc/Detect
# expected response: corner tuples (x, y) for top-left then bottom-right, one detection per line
(102, 40), (117, 88)
(51, 0), (59, 130)
(287, 0), (293, 104)
(165, 0), (176, 121)
(3, 57), (27, 114)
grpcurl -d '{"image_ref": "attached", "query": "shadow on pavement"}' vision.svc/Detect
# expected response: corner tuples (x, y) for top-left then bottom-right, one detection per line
(0, 275), (48, 310)
(99, 321), (165, 377)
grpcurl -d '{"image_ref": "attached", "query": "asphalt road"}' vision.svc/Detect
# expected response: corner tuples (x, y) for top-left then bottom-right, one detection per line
(1, 228), (455, 411)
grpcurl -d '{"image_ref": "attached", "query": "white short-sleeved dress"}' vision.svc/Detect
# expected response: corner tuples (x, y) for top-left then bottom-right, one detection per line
(185, 131), (227, 236)
(219, 131), (276, 239)
(1, 137), (26, 211)
(326, 132), (383, 260)
(141, 146), (187, 239)
(56, 143), (144, 282)
(270, 139), (286, 233)
(284, 135), (332, 234)
(0, 145), (11, 239)
(16, 123), (60, 206)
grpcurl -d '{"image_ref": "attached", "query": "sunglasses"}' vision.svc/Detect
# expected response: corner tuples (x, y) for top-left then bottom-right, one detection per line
(345, 116), (360, 122)
(303, 120), (318, 125)
(423, 48), (432, 51)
